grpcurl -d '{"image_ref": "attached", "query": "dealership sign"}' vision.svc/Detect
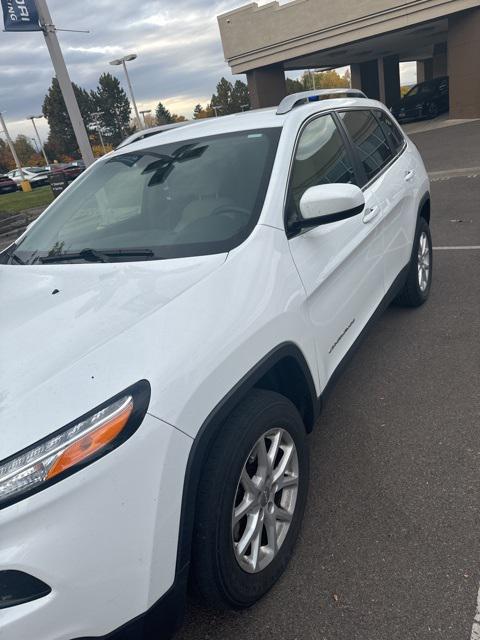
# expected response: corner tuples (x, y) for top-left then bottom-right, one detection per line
(1, 0), (41, 31)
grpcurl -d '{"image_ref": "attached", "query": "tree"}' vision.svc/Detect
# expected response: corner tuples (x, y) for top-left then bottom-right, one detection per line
(193, 104), (214, 119)
(210, 78), (251, 115)
(92, 73), (132, 147)
(14, 135), (40, 166)
(301, 69), (350, 91)
(0, 139), (13, 173)
(231, 80), (250, 112)
(286, 78), (304, 95)
(155, 102), (185, 125)
(43, 77), (95, 159)
(155, 101), (173, 125)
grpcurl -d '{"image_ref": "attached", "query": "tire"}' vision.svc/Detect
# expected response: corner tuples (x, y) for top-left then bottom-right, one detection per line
(395, 217), (432, 307)
(427, 102), (439, 119)
(191, 389), (309, 610)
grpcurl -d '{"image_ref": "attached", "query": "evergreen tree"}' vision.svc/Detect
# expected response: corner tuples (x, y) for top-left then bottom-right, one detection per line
(210, 78), (250, 115)
(155, 102), (174, 125)
(92, 73), (132, 147)
(193, 104), (214, 119)
(43, 77), (94, 158)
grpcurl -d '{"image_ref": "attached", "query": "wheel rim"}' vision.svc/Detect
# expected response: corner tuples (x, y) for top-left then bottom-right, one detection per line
(232, 428), (299, 574)
(418, 231), (430, 293)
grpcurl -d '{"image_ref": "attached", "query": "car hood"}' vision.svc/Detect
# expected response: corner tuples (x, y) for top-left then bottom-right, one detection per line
(0, 254), (226, 459)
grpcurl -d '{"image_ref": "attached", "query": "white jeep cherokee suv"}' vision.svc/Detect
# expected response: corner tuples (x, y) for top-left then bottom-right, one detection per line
(0, 90), (432, 640)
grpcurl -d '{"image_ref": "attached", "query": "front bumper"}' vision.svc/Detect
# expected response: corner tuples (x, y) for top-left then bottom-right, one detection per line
(0, 412), (192, 640)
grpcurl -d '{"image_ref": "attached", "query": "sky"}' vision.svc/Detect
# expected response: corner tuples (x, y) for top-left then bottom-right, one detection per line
(0, 0), (417, 144)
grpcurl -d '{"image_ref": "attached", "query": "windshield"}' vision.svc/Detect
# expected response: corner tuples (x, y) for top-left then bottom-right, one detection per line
(406, 81), (434, 98)
(4, 128), (281, 265)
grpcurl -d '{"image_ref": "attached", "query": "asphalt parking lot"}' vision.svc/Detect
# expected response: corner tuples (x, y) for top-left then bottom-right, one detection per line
(177, 121), (480, 640)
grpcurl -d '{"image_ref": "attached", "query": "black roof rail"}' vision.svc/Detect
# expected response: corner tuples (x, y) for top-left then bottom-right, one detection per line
(276, 88), (367, 115)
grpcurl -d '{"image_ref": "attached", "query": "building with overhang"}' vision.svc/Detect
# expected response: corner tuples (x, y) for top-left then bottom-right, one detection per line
(217, 0), (480, 118)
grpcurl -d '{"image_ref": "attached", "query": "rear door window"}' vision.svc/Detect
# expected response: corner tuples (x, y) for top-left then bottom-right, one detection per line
(375, 110), (405, 154)
(339, 110), (394, 183)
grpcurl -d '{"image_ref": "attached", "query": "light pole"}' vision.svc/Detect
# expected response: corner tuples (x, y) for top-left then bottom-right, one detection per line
(28, 115), (49, 165)
(140, 109), (151, 127)
(110, 54), (142, 130)
(0, 111), (29, 190)
(34, 0), (94, 166)
(91, 111), (106, 154)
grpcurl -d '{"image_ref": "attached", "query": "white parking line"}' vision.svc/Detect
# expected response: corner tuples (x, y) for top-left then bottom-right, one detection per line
(471, 585), (480, 640)
(434, 246), (480, 251)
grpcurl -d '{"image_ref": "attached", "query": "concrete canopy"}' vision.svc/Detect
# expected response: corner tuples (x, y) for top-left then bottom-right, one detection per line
(218, 0), (478, 74)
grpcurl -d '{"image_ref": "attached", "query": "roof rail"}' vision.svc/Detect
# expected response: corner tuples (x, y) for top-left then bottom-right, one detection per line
(276, 88), (367, 115)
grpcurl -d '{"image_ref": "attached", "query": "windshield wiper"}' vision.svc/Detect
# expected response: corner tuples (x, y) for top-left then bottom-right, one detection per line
(39, 248), (155, 264)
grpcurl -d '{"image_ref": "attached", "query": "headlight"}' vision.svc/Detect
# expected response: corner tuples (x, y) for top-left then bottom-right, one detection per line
(0, 381), (150, 509)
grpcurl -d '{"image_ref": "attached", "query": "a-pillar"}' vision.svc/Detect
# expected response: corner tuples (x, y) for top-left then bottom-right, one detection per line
(246, 63), (287, 109)
(448, 7), (480, 118)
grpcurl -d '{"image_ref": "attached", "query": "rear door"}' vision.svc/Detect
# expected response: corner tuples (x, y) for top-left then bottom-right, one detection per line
(337, 108), (414, 293)
(286, 112), (385, 384)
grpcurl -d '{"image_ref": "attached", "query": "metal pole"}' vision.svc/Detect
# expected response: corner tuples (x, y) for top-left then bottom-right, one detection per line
(91, 112), (106, 154)
(122, 60), (142, 130)
(30, 117), (49, 165)
(0, 112), (26, 180)
(34, 0), (94, 166)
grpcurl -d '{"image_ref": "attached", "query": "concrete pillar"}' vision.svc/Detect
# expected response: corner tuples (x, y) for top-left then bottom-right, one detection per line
(350, 60), (380, 100)
(417, 59), (433, 83)
(246, 64), (286, 109)
(433, 42), (448, 78)
(378, 55), (400, 108)
(448, 7), (480, 119)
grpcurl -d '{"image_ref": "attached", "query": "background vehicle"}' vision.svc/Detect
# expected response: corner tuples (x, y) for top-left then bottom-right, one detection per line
(393, 76), (449, 122)
(0, 91), (432, 640)
(0, 175), (17, 194)
(6, 166), (51, 189)
(47, 162), (85, 183)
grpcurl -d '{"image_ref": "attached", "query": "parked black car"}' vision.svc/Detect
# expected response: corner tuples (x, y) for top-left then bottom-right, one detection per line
(0, 175), (17, 195)
(393, 76), (449, 122)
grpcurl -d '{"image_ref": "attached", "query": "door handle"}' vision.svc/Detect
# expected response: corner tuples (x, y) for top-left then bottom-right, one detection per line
(404, 169), (415, 182)
(363, 205), (380, 224)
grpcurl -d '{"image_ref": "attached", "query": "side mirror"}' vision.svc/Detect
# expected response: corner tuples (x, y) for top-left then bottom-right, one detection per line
(291, 183), (365, 233)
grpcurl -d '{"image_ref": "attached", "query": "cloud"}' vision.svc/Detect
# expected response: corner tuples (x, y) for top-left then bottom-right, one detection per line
(0, 0), (242, 141)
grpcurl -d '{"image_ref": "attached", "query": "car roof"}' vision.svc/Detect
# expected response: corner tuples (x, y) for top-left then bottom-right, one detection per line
(110, 95), (387, 156)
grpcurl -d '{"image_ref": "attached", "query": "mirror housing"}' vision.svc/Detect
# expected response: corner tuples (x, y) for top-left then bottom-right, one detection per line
(290, 183), (365, 233)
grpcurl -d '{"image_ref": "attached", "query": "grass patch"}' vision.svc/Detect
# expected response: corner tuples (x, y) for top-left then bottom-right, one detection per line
(0, 186), (54, 217)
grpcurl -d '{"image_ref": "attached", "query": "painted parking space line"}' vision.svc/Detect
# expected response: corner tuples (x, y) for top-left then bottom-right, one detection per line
(434, 246), (480, 251)
(471, 585), (480, 640)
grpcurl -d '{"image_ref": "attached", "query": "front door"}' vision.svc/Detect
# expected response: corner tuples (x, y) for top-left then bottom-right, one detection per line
(286, 112), (385, 387)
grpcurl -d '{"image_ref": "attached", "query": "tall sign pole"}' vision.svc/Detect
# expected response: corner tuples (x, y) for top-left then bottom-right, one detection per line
(34, 0), (95, 166)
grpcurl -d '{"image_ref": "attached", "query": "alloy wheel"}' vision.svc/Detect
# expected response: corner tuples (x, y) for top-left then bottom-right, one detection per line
(232, 428), (299, 574)
(418, 230), (431, 292)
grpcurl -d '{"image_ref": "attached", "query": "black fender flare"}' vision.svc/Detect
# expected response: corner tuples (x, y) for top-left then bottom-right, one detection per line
(174, 342), (318, 577)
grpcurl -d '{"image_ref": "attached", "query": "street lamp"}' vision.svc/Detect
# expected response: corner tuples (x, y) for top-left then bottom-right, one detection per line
(28, 115), (49, 165)
(91, 111), (106, 154)
(139, 109), (151, 127)
(109, 54), (143, 130)
(0, 111), (28, 190)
